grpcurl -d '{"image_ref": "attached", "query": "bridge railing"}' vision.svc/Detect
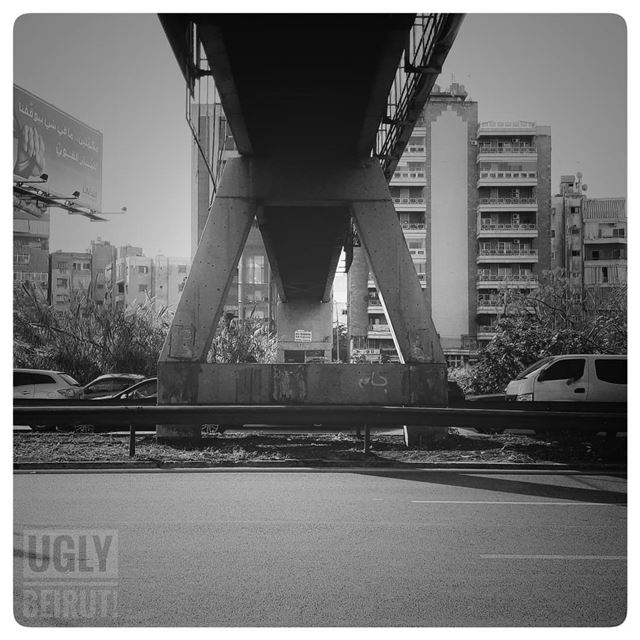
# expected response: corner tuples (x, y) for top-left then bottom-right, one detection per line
(374, 13), (464, 182)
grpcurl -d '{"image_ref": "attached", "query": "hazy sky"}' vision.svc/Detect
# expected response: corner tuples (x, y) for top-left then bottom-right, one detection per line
(11, 12), (627, 260)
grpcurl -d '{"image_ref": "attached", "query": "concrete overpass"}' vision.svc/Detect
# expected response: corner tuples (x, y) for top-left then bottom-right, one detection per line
(157, 14), (464, 442)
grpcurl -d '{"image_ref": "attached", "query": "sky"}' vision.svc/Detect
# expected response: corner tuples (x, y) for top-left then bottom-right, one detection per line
(9, 10), (629, 264)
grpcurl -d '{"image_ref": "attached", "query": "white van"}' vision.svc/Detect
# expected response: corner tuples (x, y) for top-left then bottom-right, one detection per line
(505, 354), (626, 402)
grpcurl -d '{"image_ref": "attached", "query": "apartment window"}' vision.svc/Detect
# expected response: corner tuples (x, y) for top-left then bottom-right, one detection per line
(55, 261), (68, 270)
(56, 278), (68, 288)
(550, 230), (555, 238)
(138, 284), (148, 293)
(14, 253), (31, 265)
(138, 265), (149, 274)
(613, 228), (625, 237)
(601, 267), (609, 283)
(570, 207), (579, 214)
(245, 255), (265, 284)
(592, 251), (600, 261)
(446, 354), (466, 369)
(571, 250), (580, 257)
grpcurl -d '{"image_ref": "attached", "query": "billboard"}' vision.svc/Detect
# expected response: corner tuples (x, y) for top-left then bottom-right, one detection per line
(13, 84), (103, 211)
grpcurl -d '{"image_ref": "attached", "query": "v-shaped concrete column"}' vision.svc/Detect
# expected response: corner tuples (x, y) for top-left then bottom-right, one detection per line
(349, 163), (445, 364)
(159, 160), (256, 366)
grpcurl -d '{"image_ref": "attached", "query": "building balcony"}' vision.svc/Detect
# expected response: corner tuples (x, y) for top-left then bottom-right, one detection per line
(403, 144), (426, 155)
(476, 302), (504, 314)
(477, 171), (537, 188)
(477, 248), (538, 263)
(391, 170), (426, 184)
(400, 221), (426, 233)
(478, 148), (537, 165)
(477, 144), (537, 155)
(584, 234), (627, 244)
(393, 197), (425, 210)
(476, 273), (538, 288)
(367, 324), (392, 340)
(477, 197), (537, 212)
(477, 120), (537, 136)
(476, 325), (499, 339)
(477, 222), (538, 238)
(584, 259), (627, 269)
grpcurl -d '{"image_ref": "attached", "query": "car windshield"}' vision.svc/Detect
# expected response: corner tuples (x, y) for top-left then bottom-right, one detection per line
(515, 356), (555, 380)
(59, 373), (81, 386)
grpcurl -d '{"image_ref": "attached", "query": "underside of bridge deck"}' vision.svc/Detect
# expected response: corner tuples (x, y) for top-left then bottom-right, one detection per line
(157, 14), (458, 442)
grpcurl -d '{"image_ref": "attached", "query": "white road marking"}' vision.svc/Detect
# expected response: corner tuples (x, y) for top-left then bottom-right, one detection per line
(411, 500), (625, 506)
(481, 554), (626, 560)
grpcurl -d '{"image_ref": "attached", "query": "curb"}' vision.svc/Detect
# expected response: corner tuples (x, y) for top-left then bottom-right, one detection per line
(13, 460), (627, 473)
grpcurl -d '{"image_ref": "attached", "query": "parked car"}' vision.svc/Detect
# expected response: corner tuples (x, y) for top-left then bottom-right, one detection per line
(82, 373), (145, 399)
(94, 377), (157, 401)
(14, 368), (83, 400)
(505, 354), (627, 402)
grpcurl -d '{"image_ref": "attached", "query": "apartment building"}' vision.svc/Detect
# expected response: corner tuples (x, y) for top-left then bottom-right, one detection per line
(551, 173), (626, 291)
(88, 237), (117, 306)
(154, 254), (191, 313)
(13, 208), (50, 295)
(474, 120), (552, 346)
(348, 85), (553, 363)
(49, 251), (92, 311)
(350, 83), (479, 366)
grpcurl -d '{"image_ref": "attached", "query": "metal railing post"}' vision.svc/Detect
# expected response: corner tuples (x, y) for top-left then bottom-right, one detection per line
(129, 424), (136, 457)
(363, 425), (370, 454)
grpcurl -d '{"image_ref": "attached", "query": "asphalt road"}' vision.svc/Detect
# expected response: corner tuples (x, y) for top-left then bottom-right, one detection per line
(14, 469), (626, 627)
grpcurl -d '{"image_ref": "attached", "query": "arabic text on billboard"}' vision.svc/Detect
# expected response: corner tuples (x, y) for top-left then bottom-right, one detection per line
(13, 85), (103, 211)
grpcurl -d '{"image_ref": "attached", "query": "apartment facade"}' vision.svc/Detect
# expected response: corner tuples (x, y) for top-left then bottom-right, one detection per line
(354, 83), (480, 366)
(13, 208), (50, 295)
(49, 251), (92, 311)
(475, 120), (552, 346)
(154, 254), (191, 313)
(348, 85), (553, 364)
(88, 237), (117, 306)
(551, 173), (626, 291)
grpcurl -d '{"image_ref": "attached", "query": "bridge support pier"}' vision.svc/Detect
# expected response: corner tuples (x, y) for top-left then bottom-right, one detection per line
(157, 157), (447, 444)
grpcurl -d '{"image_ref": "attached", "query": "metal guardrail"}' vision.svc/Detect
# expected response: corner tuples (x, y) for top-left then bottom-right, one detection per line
(14, 402), (626, 429)
(15, 401), (626, 456)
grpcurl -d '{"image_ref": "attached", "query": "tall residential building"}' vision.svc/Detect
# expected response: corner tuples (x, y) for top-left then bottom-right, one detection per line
(49, 251), (92, 311)
(551, 173), (626, 291)
(113, 249), (153, 311)
(350, 83), (479, 366)
(154, 254), (191, 313)
(426, 83), (479, 366)
(13, 207), (50, 295)
(348, 85), (553, 364)
(88, 237), (117, 306)
(475, 120), (552, 346)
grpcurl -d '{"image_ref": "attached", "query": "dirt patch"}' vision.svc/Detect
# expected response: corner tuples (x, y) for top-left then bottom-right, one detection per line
(13, 428), (626, 466)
